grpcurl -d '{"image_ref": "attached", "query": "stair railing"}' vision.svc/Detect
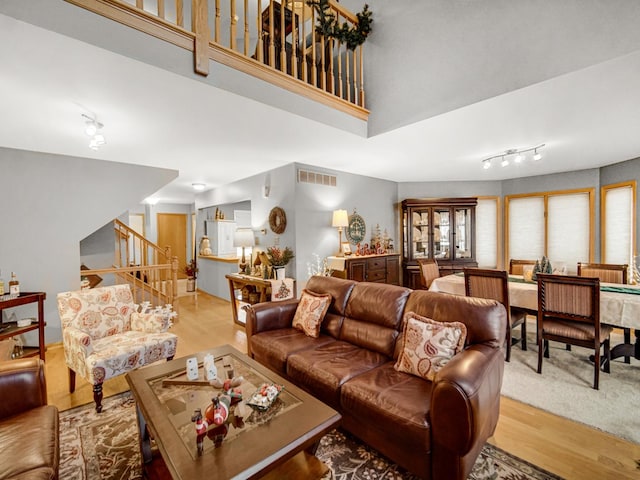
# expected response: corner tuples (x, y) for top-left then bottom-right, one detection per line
(65, 0), (368, 119)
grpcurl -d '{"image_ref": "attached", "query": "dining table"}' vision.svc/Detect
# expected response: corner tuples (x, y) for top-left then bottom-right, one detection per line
(429, 273), (640, 363)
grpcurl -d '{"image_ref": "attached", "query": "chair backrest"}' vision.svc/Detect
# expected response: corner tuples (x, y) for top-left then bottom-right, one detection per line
(417, 258), (440, 289)
(464, 268), (510, 310)
(57, 284), (136, 340)
(537, 273), (599, 324)
(509, 259), (537, 275)
(577, 262), (628, 284)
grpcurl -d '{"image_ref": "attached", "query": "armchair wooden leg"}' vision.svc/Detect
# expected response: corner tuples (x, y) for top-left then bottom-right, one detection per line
(93, 383), (104, 413)
(68, 368), (76, 393)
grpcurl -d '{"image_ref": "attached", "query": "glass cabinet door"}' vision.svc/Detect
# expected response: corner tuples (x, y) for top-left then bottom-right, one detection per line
(433, 208), (450, 260)
(454, 207), (473, 259)
(410, 208), (430, 260)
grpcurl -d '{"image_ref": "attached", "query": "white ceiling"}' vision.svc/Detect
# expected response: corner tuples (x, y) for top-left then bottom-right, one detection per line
(1, 9), (640, 204)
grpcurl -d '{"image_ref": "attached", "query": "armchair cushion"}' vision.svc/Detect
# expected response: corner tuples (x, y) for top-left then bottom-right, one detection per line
(130, 311), (172, 333)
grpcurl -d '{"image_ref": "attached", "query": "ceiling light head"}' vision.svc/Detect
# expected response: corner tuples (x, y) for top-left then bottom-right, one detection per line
(482, 159), (491, 169)
(192, 183), (206, 191)
(501, 156), (509, 167)
(514, 153), (523, 163)
(533, 149), (542, 161)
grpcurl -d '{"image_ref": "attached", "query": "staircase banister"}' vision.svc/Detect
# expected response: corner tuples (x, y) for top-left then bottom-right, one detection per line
(114, 219), (167, 255)
(328, 0), (358, 24)
(81, 264), (173, 276)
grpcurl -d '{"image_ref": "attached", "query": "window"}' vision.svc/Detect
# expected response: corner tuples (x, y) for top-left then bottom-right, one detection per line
(476, 197), (499, 268)
(602, 181), (636, 270)
(506, 189), (594, 274)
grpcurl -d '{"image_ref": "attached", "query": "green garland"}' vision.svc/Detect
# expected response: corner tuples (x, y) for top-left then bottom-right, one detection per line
(306, 0), (373, 50)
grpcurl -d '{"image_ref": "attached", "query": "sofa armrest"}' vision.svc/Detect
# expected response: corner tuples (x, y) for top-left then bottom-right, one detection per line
(0, 358), (48, 419)
(245, 299), (300, 355)
(430, 344), (504, 455)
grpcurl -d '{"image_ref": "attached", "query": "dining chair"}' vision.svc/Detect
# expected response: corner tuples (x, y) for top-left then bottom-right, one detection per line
(536, 273), (612, 390)
(577, 262), (630, 363)
(417, 258), (440, 289)
(464, 268), (527, 362)
(508, 259), (537, 275)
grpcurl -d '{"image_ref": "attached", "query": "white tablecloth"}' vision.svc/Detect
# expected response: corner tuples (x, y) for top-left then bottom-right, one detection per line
(429, 274), (640, 330)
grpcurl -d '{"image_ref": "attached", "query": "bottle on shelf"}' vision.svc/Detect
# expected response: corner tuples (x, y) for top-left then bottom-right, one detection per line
(9, 272), (19, 296)
(0, 269), (4, 296)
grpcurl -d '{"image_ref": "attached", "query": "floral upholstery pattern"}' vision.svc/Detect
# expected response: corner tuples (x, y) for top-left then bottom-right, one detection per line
(395, 312), (467, 381)
(57, 285), (178, 385)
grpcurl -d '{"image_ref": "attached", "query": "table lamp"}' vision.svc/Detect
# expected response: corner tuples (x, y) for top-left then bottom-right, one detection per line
(233, 228), (255, 273)
(332, 209), (349, 257)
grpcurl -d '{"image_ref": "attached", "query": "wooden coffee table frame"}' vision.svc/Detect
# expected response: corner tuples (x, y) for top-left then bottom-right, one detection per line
(126, 344), (341, 479)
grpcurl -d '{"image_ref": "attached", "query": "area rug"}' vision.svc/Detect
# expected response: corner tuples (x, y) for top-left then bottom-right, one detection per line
(502, 329), (640, 444)
(59, 392), (563, 480)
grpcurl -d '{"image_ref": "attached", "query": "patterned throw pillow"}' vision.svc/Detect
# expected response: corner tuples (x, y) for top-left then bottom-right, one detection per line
(394, 312), (467, 381)
(292, 289), (331, 338)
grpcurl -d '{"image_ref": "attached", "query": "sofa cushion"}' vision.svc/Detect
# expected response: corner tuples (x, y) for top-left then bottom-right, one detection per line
(306, 276), (357, 338)
(292, 289), (331, 338)
(395, 312), (467, 381)
(341, 362), (433, 453)
(340, 282), (411, 357)
(0, 405), (59, 480)
(287, 341), (389, 409)
(249, 328), (336, 374)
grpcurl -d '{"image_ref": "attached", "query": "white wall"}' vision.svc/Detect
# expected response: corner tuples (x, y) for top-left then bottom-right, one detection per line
(0, 148), (177, 343)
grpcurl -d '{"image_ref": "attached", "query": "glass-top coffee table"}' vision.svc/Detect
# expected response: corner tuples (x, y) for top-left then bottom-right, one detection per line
(126, 344), (341, 479)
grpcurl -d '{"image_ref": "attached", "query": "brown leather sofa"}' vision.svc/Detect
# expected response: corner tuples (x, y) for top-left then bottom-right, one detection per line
(246, 276), (507, 480)
(0, 358), (59, 480)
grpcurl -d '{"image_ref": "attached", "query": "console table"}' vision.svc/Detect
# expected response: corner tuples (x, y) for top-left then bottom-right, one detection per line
(0, 292), (46, 360)
(328, 253), (400, 285)
(226, 274), (296, 326)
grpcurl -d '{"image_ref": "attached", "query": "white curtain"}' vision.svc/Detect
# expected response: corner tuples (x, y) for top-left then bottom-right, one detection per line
(603, 185), (634, 266)
(547, 193), (590, 274)
(476, 198), (498, 268)
(508, 197), (544, 260)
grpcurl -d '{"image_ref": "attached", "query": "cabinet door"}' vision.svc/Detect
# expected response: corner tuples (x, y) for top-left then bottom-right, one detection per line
(386, 256), (399, 285)
(453, 207), (473, 260)
(348, 259), (367, 282)
(433, 207), (451, 261)
(408, 207), (431, 261)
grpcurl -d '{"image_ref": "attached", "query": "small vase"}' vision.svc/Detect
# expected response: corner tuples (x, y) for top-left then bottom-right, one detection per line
(274, 267), (286, 280)
(187, 277), (196, 292)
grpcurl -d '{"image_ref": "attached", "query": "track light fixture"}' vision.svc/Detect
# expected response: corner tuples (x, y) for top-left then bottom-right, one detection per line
(82, 114), (106, 151)
(482, 144), (545, 170)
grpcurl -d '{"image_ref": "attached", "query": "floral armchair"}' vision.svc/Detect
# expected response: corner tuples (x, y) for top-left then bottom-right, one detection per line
(57, 284), (178, 412)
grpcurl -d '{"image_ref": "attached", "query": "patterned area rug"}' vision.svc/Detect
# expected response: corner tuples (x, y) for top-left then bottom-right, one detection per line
(59, 392), (563, 480)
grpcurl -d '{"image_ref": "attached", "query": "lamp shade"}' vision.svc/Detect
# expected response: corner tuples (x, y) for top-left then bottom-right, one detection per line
(233, 228), (255, 247)
(332, 209), (349, 228)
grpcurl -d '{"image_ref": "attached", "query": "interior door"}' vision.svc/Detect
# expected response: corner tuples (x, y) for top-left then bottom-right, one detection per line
(157, 213), (188, 279)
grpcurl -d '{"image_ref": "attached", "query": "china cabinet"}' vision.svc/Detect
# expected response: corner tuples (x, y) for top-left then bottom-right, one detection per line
(401, 198), (477, 289)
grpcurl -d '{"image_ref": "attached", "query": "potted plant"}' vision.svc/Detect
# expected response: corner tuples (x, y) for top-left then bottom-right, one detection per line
(306, 0), (373, 50)
(266, 246), (294, 279)
(185, 259), (198, 292)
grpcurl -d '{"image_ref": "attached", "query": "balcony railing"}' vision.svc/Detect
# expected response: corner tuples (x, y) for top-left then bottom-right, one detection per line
(66, 0), (369, 119)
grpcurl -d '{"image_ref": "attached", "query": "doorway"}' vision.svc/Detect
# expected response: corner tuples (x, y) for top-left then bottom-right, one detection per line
(157, 213), (188, 279)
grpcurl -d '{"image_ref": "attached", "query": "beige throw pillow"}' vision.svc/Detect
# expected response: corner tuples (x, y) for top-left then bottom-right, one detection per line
(292, 289), (331, 338)
(395, 312), (467, 381)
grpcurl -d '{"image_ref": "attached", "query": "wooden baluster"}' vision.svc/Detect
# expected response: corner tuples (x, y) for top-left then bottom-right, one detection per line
(301, 2), (307, 83)
(136, 0), (143, 8)
(268, 1), (275, 68)
(336, 14), (343, 99)
(194, 0), (210, 75)
(244, 0), (249, 55)
(320, 34), (326, 90)
(215, 0), (221, 44)
(346, 48), (351, 103)
(352, 46), (358, 105)
(311, 7), (317, 87)
(176, 0), (184, 27)
(256, 0), (263, 63)
(158, 0), (165, 19)
(230, 0), (237, 51)
(291, 1), (298, 79)
(359, 44), (365, 107)
(280, 0), (286, 72)
(327, 38), (334, 94)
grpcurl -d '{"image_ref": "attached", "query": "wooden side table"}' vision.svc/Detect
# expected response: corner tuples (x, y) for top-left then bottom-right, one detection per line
(0, 292), (46, 360)
(225, 274), (296, 326)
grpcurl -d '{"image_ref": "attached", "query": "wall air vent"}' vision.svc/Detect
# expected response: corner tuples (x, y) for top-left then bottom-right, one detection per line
(297, 169), (337, 187)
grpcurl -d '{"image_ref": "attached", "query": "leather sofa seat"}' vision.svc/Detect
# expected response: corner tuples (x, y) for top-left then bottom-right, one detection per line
(287, 341), (389, 409)
(0, 358), (59, 480)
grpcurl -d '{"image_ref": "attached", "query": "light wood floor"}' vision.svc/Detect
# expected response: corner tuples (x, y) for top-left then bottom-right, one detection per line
(43, 291), (640, 480)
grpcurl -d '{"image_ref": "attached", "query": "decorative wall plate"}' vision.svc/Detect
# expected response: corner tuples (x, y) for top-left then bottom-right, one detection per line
(269, 207), (287, 234)
(346, 211), (366, 244)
